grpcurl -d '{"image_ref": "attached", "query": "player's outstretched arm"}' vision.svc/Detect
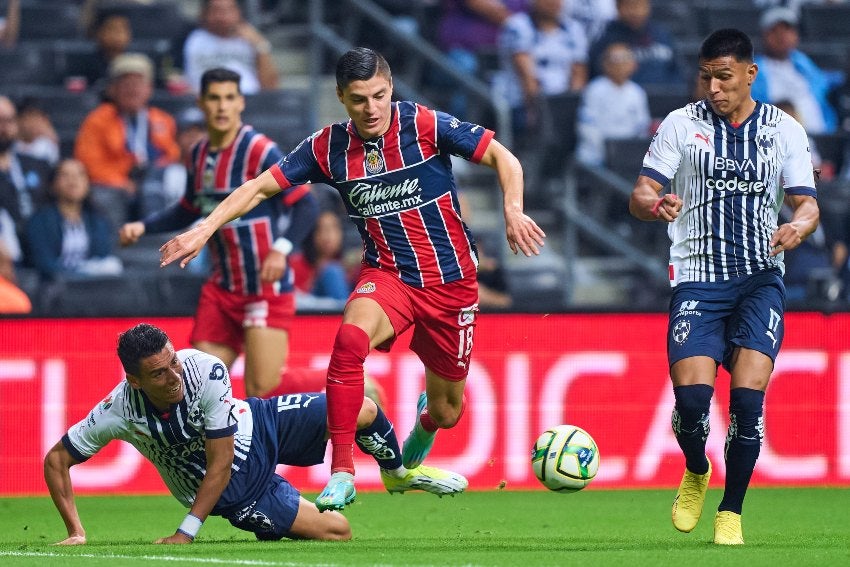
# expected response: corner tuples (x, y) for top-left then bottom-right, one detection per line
(155, 436), (234, 544)
(629, 175), (680, 222)
(160, 170), (281, 269)
(478, 138), (546, 256)
(43, 441), (86, 545)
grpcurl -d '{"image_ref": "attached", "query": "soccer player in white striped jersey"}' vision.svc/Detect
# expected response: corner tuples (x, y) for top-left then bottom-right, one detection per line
(629, 28), (819, 545)
(43, 323), (467, 545)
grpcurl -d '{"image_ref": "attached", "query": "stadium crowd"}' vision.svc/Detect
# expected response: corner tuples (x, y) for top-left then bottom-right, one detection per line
(2, 0), (850, 315)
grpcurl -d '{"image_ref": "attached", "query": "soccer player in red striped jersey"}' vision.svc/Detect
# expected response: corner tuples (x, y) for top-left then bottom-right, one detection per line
(160, 48), (546, 511)
(120, 67), (321, 398)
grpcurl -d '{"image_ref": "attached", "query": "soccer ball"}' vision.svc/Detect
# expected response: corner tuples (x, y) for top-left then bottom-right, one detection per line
(531, 424), (600, 492)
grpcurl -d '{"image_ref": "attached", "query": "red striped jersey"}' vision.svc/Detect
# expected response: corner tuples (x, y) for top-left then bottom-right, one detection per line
(270, 101), (493, 287)
(181, 125), (310, 295)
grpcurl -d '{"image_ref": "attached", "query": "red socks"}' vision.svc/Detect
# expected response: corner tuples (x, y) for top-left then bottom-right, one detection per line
(326, 324), (370, 474)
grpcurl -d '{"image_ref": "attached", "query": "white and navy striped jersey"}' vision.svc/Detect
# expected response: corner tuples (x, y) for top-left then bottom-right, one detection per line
(62, 349), (252, 508)
(641, 100), (816, 286)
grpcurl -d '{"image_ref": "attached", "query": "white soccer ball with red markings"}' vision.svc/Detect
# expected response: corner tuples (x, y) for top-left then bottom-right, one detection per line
(531, 424), (600, 492)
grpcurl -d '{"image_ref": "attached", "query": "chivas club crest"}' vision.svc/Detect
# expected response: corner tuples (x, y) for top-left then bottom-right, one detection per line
(365, 148), (384, 174)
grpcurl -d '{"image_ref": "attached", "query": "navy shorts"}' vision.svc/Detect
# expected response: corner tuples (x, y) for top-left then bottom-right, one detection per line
(218, 393), (328, 540)
(667, 269), (786, 371)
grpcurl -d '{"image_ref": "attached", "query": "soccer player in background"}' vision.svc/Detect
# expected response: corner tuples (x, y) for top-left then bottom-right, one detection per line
(120, 67), (326, 399)
(629, 29), (819, 544)
(159, 47), (546, 511)
(43, 323), (467, 545)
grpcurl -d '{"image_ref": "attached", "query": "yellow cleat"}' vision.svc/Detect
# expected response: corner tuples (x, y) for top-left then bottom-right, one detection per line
(714, 511), (744, 545)
(671, 460), (712, 532)
(381, 465), (468, 496)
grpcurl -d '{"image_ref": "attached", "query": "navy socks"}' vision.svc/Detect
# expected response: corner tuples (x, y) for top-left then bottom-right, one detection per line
(719, 387), (765, 514)
(672, 384), (714, 475)
(355, 405), (403, 471)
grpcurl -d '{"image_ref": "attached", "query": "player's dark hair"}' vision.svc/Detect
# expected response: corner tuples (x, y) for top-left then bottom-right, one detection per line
(117, 323), (169, 375)
(335, 47), (392, 90)
(699, 28), (753, 63)
(200, 67), (242, 95)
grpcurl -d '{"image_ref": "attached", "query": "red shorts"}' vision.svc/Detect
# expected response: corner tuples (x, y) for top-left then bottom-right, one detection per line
(349, 267), (479, 380)
(192, 281), (295, 352)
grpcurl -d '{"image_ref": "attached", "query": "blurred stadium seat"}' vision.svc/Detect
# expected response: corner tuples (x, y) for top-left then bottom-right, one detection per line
(605, 137), (652, 180)
(800, 4), (850, 42)
(19, 3), (81, 41)
(694, 3), (762, 38)
(36, 275), (152, 317)
(0, 44), (60, 86)
(99, 1), (188, 41)
(243, 89), (317, 151)
(644, 85), (690, 121)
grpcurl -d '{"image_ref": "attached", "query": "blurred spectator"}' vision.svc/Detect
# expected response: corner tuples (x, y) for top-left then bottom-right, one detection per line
(494, 0), (588, 142)
(161, 106), (207, 212)
(289, 209), (352, 311)
(0, 95), (52, 241)
(563, 0), (616, 43)
(752, 7), (839, 134)
(0, 204), (19, 264)
(588, 0), (681, 87)
(74, 53), (180, 230)
(433, 0), (529, 118)
(24, 158), (122, 283)
(0, 239), (30, 314)
(0, 0), (19, 49)
(576, 42), (649, 166)
(14, 98), (59, 166)
(66, 8), (133, 94)
(183, 0), (279, 95)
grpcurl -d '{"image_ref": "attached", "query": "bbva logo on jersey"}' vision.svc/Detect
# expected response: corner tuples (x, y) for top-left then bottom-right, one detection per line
(714, 156), (756, 174)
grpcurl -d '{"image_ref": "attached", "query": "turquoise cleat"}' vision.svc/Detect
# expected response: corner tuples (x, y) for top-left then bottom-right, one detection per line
(401, 392), (437, 468)
(315, 472), (356, 512)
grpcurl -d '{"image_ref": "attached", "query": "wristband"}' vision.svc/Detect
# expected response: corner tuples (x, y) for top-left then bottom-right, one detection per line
(177, 513), (203, 540)
(650, 197), (665, 218)
(272, 237), (293, 256)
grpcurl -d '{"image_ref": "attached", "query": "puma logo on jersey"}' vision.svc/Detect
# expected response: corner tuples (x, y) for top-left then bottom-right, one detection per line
(694, 133), (711, 146)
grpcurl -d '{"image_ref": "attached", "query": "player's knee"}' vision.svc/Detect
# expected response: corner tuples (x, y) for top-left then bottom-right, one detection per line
(355, 397), (378, 430)
(319, 514), (352, 541)
(432, 413), (460, 429)
(427, 402), (462, 429)
(331, 324), (370, 365)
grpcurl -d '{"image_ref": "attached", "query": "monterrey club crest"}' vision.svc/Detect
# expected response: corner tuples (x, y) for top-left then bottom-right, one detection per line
(365, 148), (384, 174)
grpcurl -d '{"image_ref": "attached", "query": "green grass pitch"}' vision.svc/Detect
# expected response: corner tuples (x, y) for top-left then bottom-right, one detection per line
(1, 488), (847, 566)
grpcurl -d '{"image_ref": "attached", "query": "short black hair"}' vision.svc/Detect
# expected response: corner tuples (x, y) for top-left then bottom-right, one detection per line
(699, 28), (754, 63)
(200, 67), (242, 95)
(117, 323), (170, 375)
(335, 47), (392, 90)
